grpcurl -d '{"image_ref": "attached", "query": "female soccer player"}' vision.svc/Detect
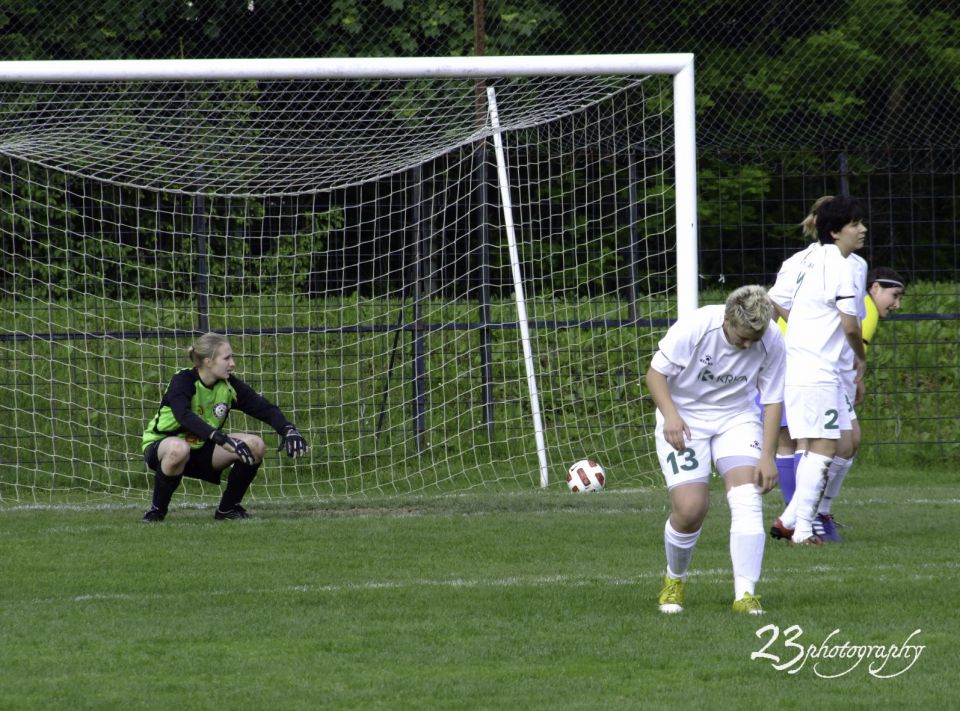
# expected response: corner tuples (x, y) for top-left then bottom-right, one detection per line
(140, 332), (307, 522)
(812, 266), (905, 539)
(768, 196), (867, 545)
(646, 285), (785, 615)
(767, 196), (838, 505)
(768, 202), (904, 543)
(766, 195), (869, 508)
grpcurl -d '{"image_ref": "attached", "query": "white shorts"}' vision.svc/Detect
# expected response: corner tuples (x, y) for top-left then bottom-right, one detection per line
(839, 368), (858, 422)
(784, 382), (852, 440)
(654, 412), (763, 489)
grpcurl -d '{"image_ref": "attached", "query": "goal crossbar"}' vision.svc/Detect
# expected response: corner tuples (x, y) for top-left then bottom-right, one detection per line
(0, 54), (694, 81)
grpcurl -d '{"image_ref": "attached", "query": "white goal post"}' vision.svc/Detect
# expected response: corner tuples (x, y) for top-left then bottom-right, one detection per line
(0, 55), (698, 503)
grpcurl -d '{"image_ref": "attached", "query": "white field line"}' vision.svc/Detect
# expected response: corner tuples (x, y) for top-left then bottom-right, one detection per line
(14, 561), (952, 606)
(4, 494), (960, 515)
(47, 569), (745, 605)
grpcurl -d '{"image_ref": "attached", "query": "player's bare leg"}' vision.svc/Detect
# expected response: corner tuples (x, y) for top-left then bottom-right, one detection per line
(658, 482), (708, 613)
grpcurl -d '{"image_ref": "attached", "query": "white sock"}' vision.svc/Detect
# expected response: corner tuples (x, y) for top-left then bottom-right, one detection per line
(664, 519), (701, 580)
(819, 456), (854, 515)
(792, 452), (832, 542)
(779, 449), (805, 528)
(727, 484), (765, 600)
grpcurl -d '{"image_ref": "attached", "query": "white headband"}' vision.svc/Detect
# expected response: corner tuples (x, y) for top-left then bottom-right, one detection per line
(875, 279), (904, 289)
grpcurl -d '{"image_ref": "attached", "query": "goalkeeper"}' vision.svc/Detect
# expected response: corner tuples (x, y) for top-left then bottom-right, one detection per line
(140, 332), (307, 522)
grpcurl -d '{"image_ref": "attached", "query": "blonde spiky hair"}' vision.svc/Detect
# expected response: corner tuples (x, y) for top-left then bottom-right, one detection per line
(725, 285), (773, 335)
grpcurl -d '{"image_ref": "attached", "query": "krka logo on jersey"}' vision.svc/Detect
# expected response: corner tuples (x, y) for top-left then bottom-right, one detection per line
(698, 367), (748, 386)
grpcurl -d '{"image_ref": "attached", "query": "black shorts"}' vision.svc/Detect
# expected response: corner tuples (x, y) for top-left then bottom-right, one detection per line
(144, 439), (223, 485)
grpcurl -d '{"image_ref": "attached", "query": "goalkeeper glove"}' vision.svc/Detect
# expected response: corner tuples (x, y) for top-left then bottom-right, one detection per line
(278, 424), (308, 458)
(210, 430), (256, 466)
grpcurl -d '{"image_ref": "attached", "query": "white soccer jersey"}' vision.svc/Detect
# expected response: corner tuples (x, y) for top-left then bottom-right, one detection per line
(771, 246), (866, 375)
(780, 243), (859, 384)
(649, 304), (786, 420)
(838, 252), (868, 372)
(768, 242), (821, 311)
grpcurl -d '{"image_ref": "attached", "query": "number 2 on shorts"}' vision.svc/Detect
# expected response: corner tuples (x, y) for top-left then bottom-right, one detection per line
(824, 408), (839, 430)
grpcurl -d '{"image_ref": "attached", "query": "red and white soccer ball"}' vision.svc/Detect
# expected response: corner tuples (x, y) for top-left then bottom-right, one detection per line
(566, 458), (606, 493)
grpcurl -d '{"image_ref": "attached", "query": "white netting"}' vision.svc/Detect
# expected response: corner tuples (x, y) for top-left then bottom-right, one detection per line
(0, 75), (649, 195)
(0, 68), (680, 503)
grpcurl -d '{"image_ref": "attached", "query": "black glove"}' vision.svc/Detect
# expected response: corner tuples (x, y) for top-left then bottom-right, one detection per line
(210, 430), (256, 466)
(278, 424), (308, 458)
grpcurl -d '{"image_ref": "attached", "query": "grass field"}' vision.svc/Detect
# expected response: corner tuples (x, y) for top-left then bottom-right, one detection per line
(0, 463), (956, 710)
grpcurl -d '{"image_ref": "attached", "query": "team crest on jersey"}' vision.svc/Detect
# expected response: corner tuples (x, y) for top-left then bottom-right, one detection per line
(214, 403), (229, 420)
(699, 355), (714, 365)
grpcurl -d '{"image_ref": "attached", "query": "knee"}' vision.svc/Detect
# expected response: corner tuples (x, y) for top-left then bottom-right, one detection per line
(671, 500), (708, 531)
(835, 442), (855, 459)
(239, 435), (266, 462)
(727, 484), (764, 533)
(809, 439), (838, 459)
(835, 435), (858, 459)
(162, 439), (191, 468)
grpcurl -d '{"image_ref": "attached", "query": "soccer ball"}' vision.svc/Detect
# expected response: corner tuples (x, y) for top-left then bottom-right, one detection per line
(566, 458), (606, 493)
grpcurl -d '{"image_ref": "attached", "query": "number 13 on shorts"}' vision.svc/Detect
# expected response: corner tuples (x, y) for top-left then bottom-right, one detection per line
(668, 448), (700, 473)
(655, 431), (712, 488)
(654, 418), (762, 488)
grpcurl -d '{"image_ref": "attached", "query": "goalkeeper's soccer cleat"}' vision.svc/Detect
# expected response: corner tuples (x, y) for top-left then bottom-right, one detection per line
(140, 506), (166, 523)
(732, 592), (765, 615)
(657, 575), (686, 614)
(214, 504), (251, 520)
(769, 517), (794, 541)
(813, 513), (843, 542)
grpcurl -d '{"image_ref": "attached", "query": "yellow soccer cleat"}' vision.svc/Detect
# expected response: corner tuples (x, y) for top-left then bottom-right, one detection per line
(733, 592), (765, 615)
(657, 575), (686, 614)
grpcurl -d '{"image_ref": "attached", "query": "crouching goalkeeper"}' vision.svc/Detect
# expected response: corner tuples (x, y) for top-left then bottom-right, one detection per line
(140, 332), (307, 522)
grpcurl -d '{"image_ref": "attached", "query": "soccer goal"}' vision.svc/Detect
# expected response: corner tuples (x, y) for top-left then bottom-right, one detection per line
(0, 55), (698, 503)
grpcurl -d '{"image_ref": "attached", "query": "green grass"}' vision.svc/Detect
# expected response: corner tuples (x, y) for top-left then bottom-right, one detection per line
(1, 464), (956, 709)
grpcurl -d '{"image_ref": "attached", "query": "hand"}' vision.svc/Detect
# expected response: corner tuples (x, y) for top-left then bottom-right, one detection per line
(754, 455), (778, 495)
(854, 356), (866, 384)
(854, 378), (866, 407)
(278, 425), (308, 458)
(661, 413), (691, 452)
(210, 430), (256, 466)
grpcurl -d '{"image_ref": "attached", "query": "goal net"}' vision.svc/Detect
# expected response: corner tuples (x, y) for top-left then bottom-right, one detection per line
(0, 56), (697, 503)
